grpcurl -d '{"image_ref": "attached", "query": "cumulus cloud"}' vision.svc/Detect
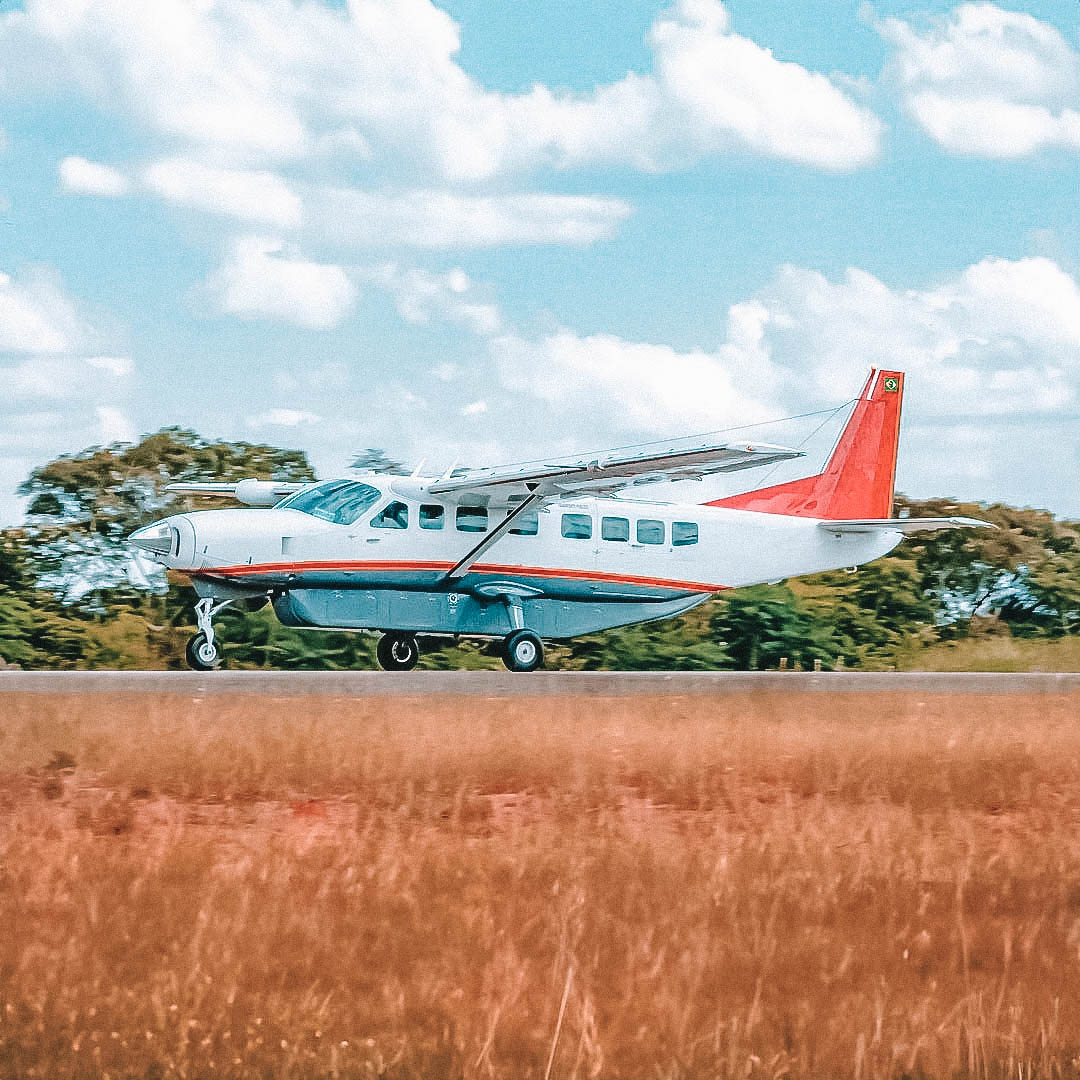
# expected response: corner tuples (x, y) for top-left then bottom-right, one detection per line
(306, 188), (630, 250)
(0, 265), (137, 519)
(247, 408), (321, 427)
(1, 0), (880, 182)
(877, 3), (1080, 156)
(95, 405), (136, 444)
(143, 157), (303, 228)
(362, 264), (502, 335)
(494, 326), (778, 439)
(487, 255), (1080, 506)
(0, 266), (88, 353)
(58, 155), (131, 196)
(203, 236), (356, 329)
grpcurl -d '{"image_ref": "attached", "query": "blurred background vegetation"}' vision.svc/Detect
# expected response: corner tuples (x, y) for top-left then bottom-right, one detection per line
(1, 429), (1078, 671)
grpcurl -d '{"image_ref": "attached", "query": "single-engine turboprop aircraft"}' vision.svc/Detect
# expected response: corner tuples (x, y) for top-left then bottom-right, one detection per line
(129, 369), (988, 671)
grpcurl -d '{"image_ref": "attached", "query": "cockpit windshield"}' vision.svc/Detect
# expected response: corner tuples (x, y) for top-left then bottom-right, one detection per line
(277, 480), (381, 525)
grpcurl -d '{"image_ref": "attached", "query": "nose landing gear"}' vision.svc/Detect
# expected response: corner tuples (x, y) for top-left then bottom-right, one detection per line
(185, 597), (233, 671)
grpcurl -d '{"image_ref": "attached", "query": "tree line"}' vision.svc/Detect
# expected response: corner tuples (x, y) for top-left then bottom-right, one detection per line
(1, 428), (1078, 670)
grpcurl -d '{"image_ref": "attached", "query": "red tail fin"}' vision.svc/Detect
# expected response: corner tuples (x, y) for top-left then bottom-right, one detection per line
(708, 369), (904, 520)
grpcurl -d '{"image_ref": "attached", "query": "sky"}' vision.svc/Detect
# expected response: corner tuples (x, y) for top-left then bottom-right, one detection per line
(2, 0), (1080, 523)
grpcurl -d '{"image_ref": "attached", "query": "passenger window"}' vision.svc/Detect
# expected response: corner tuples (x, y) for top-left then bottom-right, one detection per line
(419, 504), (444, 530)
(507, 496), (538, 536)
(602, 516), (629, 542)
(672, 521), (699, 546)
(456, 505), (488, 533)
(561, 513), (592, 540)
(371, 501), (409, 529)
(637, 519), (664, 545)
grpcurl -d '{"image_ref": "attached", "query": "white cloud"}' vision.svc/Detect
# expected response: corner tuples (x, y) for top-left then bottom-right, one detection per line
(0, 263), (136, 524)
(308, 188), (630, 249)
(95, 405), (136, 444)
(203, 236), (356, 329)
(7, 356), (128, 399)
(878, 3), (1080, 156)
(58, 155), (131, 196)
(460, 400), (488, 417)
(1, 0), (880, 182)
(362, 263), (502, 335)
(747, 256), (1080, 414)
(247, 408), (321, 427)
(144, 157), (302, 228)
(85, 355), (133, 377)
(494, 326), (779, 440)
(489, 255), (1080, 508)
(432, 362), (460, 382)
(0, 266), (87, 353)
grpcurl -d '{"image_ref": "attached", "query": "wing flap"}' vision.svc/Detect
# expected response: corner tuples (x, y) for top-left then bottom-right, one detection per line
(818, 516), (993, 535)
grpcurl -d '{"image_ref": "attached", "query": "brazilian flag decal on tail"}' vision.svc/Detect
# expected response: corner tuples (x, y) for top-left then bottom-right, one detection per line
(883, 376), (899, 393)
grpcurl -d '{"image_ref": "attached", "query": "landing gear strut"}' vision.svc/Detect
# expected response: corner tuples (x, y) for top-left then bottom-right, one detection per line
(185, 597), (232, 671)
(377, 632), (420, 671)
(502, 629), (544, 672)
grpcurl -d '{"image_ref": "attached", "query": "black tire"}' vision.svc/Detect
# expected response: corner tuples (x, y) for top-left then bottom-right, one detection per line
(186, 632), (222, 671)
(377, 632), (420, 671)
(502, 630), (543, 672)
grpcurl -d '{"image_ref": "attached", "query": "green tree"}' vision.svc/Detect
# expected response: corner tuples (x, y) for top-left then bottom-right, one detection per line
(566, 610), (731, 670)
(711, 585), (844, 670)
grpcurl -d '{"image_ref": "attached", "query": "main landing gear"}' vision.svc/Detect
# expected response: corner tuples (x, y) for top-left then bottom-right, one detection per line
(376, 632), (420, 671)
(502, 629), (544, 673)
(373, 629), (545, 672)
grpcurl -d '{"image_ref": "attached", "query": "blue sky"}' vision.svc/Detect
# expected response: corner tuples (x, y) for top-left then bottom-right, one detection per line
(2, 0), (1080, 523)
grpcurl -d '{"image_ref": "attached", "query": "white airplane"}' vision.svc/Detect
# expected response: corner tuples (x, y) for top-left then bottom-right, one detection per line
(129, 369), (988, 671)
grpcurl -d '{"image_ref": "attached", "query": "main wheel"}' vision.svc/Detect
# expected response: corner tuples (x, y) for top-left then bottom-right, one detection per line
(186, 632), (222, 671)
(377, 632), (420, 671)
(502, 630), (543, 672)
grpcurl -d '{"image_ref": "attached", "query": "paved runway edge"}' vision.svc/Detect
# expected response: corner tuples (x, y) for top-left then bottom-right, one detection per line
(1, 671), (1078, 696)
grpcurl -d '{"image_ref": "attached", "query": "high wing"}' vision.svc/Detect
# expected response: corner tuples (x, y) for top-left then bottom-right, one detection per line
(428, 439), (805, 498)
(165, 480), (308, 506)
(818, 516), (993, 535)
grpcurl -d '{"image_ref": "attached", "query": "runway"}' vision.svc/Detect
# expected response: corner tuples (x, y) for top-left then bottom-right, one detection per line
(2, 669), (1078, 696)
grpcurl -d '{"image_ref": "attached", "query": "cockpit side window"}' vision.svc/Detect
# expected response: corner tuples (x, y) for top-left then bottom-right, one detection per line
(277, 480), (381, 525)
(371, 501), (409, 529)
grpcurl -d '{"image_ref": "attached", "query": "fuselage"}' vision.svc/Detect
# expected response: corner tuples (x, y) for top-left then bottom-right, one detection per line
(132, 476), (903, 640)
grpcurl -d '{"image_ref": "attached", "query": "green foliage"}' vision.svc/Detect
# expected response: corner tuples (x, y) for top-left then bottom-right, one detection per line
(566, 607), (731, 670)
(710, 585), (845, 670)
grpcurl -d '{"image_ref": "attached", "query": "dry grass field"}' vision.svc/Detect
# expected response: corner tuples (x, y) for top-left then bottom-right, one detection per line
(2, 685), (1080, 1079)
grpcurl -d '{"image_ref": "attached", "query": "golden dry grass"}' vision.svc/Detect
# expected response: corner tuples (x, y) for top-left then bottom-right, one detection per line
(3, 686), (1080, 1079)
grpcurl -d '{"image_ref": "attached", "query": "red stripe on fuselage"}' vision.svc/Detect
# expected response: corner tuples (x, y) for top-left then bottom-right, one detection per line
(194, 559), (727, 594)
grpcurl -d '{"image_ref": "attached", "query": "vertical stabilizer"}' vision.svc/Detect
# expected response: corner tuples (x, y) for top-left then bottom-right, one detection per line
(708, 369), (904, 520)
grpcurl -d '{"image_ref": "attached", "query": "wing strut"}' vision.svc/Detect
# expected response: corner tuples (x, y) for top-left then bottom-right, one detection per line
(443, 490), (545, 583)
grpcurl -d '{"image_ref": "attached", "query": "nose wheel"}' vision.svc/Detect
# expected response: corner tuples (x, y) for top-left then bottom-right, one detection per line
(502, 629), (543, 672)
(185, 597), (232, 671)
(186, 632), (222, 671)
(377, 632), (420, 671)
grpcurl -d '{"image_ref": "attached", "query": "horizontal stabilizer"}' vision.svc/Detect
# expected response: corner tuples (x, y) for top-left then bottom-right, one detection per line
(165, 480), (307, 506)
(818, 516), (993, 536)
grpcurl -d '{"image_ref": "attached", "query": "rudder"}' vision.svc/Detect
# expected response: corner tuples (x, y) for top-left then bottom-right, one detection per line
(708, 369), (904, 520)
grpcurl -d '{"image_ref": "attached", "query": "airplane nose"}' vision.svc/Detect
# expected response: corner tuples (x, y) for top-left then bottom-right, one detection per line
(129, 522), (177, 559)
